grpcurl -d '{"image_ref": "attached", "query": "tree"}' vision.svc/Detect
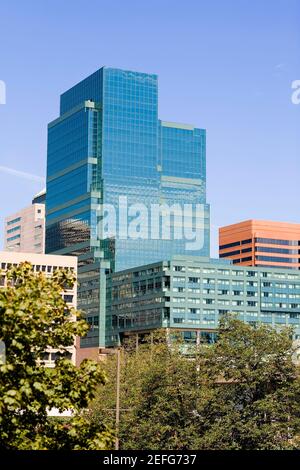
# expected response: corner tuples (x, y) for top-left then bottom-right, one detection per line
(89, 332), (203, 450)
(89, 320), (300, 450)
(195, 316), (300, 450)
(0, 262), (113, 450)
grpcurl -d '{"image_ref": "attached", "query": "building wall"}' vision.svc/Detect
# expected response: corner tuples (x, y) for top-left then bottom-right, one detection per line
(32, 188), (46, 205)
(0, 251), (78, 367)
(4, 203), (45, 254)
(75, 337), (110, 366)
(106, 256), (300, 346)
(219, 220), (300, 269)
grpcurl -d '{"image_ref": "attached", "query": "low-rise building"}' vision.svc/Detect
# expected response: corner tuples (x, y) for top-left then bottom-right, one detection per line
(105, 256), (300, 347)
(0, 251), (77, 366)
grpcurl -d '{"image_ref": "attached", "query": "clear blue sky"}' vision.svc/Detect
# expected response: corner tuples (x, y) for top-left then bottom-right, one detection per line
(0, 0), (299, 255)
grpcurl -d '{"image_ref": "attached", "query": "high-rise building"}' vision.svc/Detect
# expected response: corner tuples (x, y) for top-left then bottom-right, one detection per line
(4, 189), (46, 254)
(219, 220), (300, 270)
(46, 67), (210, 349)
(106, 256), (300, 353)
(0, 250), (77, 367)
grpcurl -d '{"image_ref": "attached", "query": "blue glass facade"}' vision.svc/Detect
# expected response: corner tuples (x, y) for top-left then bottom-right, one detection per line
(46, 67), (210, 347)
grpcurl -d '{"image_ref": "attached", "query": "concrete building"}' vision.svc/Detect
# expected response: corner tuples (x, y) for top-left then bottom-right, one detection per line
(4, 189), (46, 254)
(105, 256), (300, 348)
(0, 251), (78, 367)
(32, 188), (46, 205)
(219, 220), (300, 270)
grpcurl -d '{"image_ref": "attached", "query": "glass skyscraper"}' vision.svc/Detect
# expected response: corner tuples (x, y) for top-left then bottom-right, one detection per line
(46, 67), (210, 348)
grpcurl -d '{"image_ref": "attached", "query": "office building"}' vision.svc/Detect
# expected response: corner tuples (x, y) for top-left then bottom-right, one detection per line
(0, 250), (78, 367)
(32, 188), (46, 205)
(46, 67), (210, 349)
(4, 189), (46, 254)
(219, 220), (300, 269)
(106, 256), (300, 347)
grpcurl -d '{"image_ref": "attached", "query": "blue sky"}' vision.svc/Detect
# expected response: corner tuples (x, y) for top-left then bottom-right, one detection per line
(0, 0), (299, 256)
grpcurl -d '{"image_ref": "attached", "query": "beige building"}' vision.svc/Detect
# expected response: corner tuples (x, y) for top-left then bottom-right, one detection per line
(0, 251), (78, 367)
(4, 189), (46, 254)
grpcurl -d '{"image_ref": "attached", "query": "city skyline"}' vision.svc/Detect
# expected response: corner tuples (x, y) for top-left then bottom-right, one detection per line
(1, 1), (300, 455)
(0, 0), (299, 257)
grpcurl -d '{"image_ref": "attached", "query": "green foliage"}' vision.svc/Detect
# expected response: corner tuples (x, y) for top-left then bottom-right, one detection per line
(89, 320), (300, 450)
(0, 262), (114, 450)
(195, 317), (300, 450)
(90, 332), (202, 450)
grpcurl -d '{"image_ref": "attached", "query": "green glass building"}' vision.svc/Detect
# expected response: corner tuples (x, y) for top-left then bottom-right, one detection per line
(106, 256), (300, 346)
